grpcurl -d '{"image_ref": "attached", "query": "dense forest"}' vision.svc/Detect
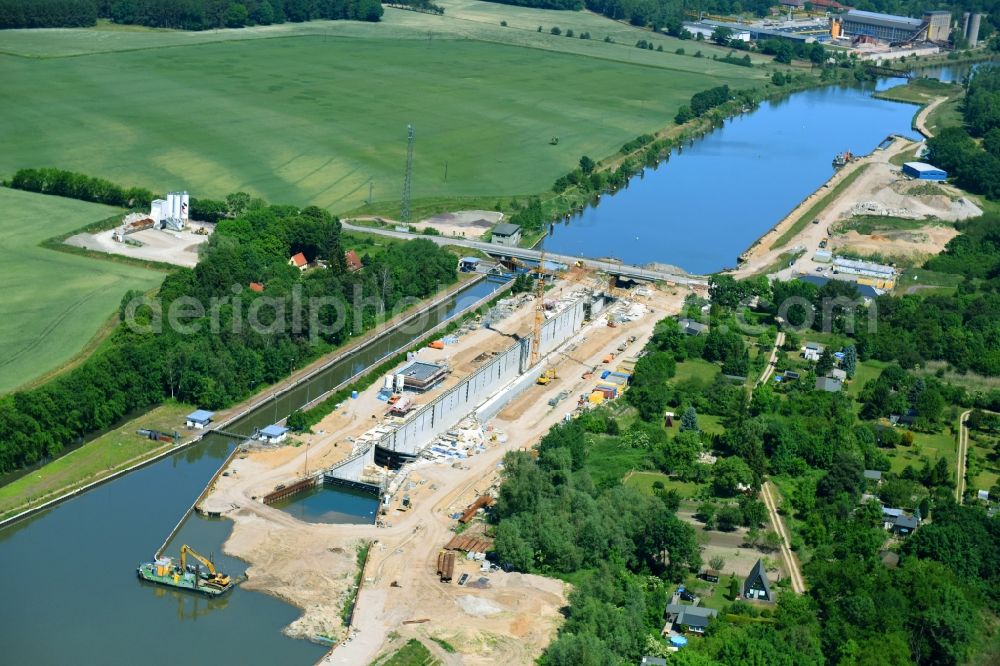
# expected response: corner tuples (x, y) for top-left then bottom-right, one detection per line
(0, 0), (382, 30)
(492, 269), (1000, 664)
(0, 187), (457, 474)
(926, 65), (1000, 199)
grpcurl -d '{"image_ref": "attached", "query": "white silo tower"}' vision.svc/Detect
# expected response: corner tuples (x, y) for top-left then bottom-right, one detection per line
(181, 192), (190, 221)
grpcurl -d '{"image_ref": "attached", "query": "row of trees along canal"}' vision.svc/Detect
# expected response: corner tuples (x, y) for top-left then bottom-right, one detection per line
(0, 172), (461, 475)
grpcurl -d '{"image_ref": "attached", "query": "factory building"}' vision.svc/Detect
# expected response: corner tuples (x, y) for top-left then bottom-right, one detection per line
(924, 10), (951, 42)
(840, 9), (925, 43)
(150, 191), (189, 231)
(682, 22), (751, 41)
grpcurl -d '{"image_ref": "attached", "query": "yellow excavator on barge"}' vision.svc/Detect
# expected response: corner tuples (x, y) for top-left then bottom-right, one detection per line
(137, 544), (234, 596)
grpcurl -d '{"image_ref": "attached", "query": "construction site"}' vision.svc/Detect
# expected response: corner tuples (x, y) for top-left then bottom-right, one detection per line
(196, 266), (695, 663)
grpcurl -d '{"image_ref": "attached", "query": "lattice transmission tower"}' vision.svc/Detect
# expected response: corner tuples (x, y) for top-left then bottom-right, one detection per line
(400, 124), (415, 224)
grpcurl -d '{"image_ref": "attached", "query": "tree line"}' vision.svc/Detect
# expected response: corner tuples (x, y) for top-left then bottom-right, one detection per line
(926, 65), (1000, 200)
(0, 187), (457, 474)
(0, 0), (381, 30)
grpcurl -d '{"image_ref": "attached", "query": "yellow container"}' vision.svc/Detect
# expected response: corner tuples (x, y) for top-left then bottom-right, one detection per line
(589, 391), (604, 405)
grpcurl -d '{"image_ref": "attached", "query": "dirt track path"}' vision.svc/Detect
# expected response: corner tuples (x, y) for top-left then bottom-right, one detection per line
(751, 332), (805, 594)
(914, 95), (948, 139)
(956, 409), (971, 503)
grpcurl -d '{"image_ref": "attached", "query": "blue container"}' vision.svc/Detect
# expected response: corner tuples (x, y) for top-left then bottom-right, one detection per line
(351, 390), (358, 399)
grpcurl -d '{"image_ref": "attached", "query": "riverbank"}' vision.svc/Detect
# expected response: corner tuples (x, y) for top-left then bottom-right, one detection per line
(0, 273), (484, 528)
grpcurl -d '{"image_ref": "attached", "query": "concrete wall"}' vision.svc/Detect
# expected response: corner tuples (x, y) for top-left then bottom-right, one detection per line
(326, 446), (375, 482)
(374, 297), (585, 457)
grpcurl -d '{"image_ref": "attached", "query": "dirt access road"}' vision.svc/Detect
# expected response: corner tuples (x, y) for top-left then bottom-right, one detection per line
(751, 331), (805, 595)
(956, 409), (971, 503)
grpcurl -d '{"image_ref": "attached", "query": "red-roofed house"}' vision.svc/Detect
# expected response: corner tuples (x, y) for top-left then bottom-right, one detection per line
(249, 282), (264, 293)
(345, 250), (363, 272)
(289, 252), (308, 272)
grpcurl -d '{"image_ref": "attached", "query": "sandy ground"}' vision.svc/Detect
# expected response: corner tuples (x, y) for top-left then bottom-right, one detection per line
(350, 210), (504, 241)
(66, 225), (211, 267)
(197, 276), (689, 665)
(734, 137), (974, 281)
(412, 210), (504, 240)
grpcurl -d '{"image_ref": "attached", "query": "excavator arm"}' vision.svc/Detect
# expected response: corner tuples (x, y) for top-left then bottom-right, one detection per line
(180, 544), (217, 575)
(180, 545), (231, 588)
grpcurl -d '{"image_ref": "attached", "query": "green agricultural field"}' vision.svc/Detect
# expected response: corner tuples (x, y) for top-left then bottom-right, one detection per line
(0, 188), (164, 393)
(0, 3), (765, 215)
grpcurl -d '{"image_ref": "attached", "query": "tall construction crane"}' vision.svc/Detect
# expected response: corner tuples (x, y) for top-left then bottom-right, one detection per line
(530, 248), (547, 367)
(400, 124), (415, 225)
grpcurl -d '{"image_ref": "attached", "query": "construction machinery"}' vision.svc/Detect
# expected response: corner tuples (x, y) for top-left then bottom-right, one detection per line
(536, 368), (557, 385)
(136, 544), (234, 596)
(530, 248), (548, 367)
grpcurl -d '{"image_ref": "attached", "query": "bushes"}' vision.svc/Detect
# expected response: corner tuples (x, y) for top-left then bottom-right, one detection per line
(9, 168), (153, 209)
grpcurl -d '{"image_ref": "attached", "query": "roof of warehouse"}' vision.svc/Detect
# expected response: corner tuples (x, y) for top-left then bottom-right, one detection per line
(903, 161), (945, 173)
(401, 360), (446, 381)
(260, 425), (289, 437)
(845, 9), (924, 29)
(186, 409), (214, 422)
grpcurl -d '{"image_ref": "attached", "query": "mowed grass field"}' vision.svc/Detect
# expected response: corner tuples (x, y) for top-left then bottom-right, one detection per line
(0, 3), (766, 214)
(0, 188), (164, 393)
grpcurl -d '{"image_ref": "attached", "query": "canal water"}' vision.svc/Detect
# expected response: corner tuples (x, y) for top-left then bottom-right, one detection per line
(543, 78), (921, 274)
(272, 485), (380, 524)
(0, 278), (499, 666)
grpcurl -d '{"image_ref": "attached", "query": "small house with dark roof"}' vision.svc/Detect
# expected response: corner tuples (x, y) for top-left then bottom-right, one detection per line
(678, 318), (709, 336)
(882, 507), (919, 536)
(701, 569), (720, 583)
(344, 250), (363, 272)
(664, 603), (718, 634)
(490, 223), (521, 247)
(641, 658), (667, 666)
(863, 469), (883, 482)
(816, 377), (843, 393)
(743, 559), (772, 602)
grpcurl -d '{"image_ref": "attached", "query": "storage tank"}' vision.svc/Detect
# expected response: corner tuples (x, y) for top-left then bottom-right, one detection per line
(384, 374), (394, 390)
(967, 13), (982, 47)
(394, 374), (405, 393)
(172, 192), (182, 219)
(181, 192), (190, 221)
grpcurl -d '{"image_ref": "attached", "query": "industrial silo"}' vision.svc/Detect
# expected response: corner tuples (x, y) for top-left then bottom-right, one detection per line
(967, 13), (983, 47)
(181, 192), (190, 221)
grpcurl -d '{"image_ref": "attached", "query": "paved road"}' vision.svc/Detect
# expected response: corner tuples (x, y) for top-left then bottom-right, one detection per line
(956, 409), (971, 503)
(341, 221), (708, 286)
